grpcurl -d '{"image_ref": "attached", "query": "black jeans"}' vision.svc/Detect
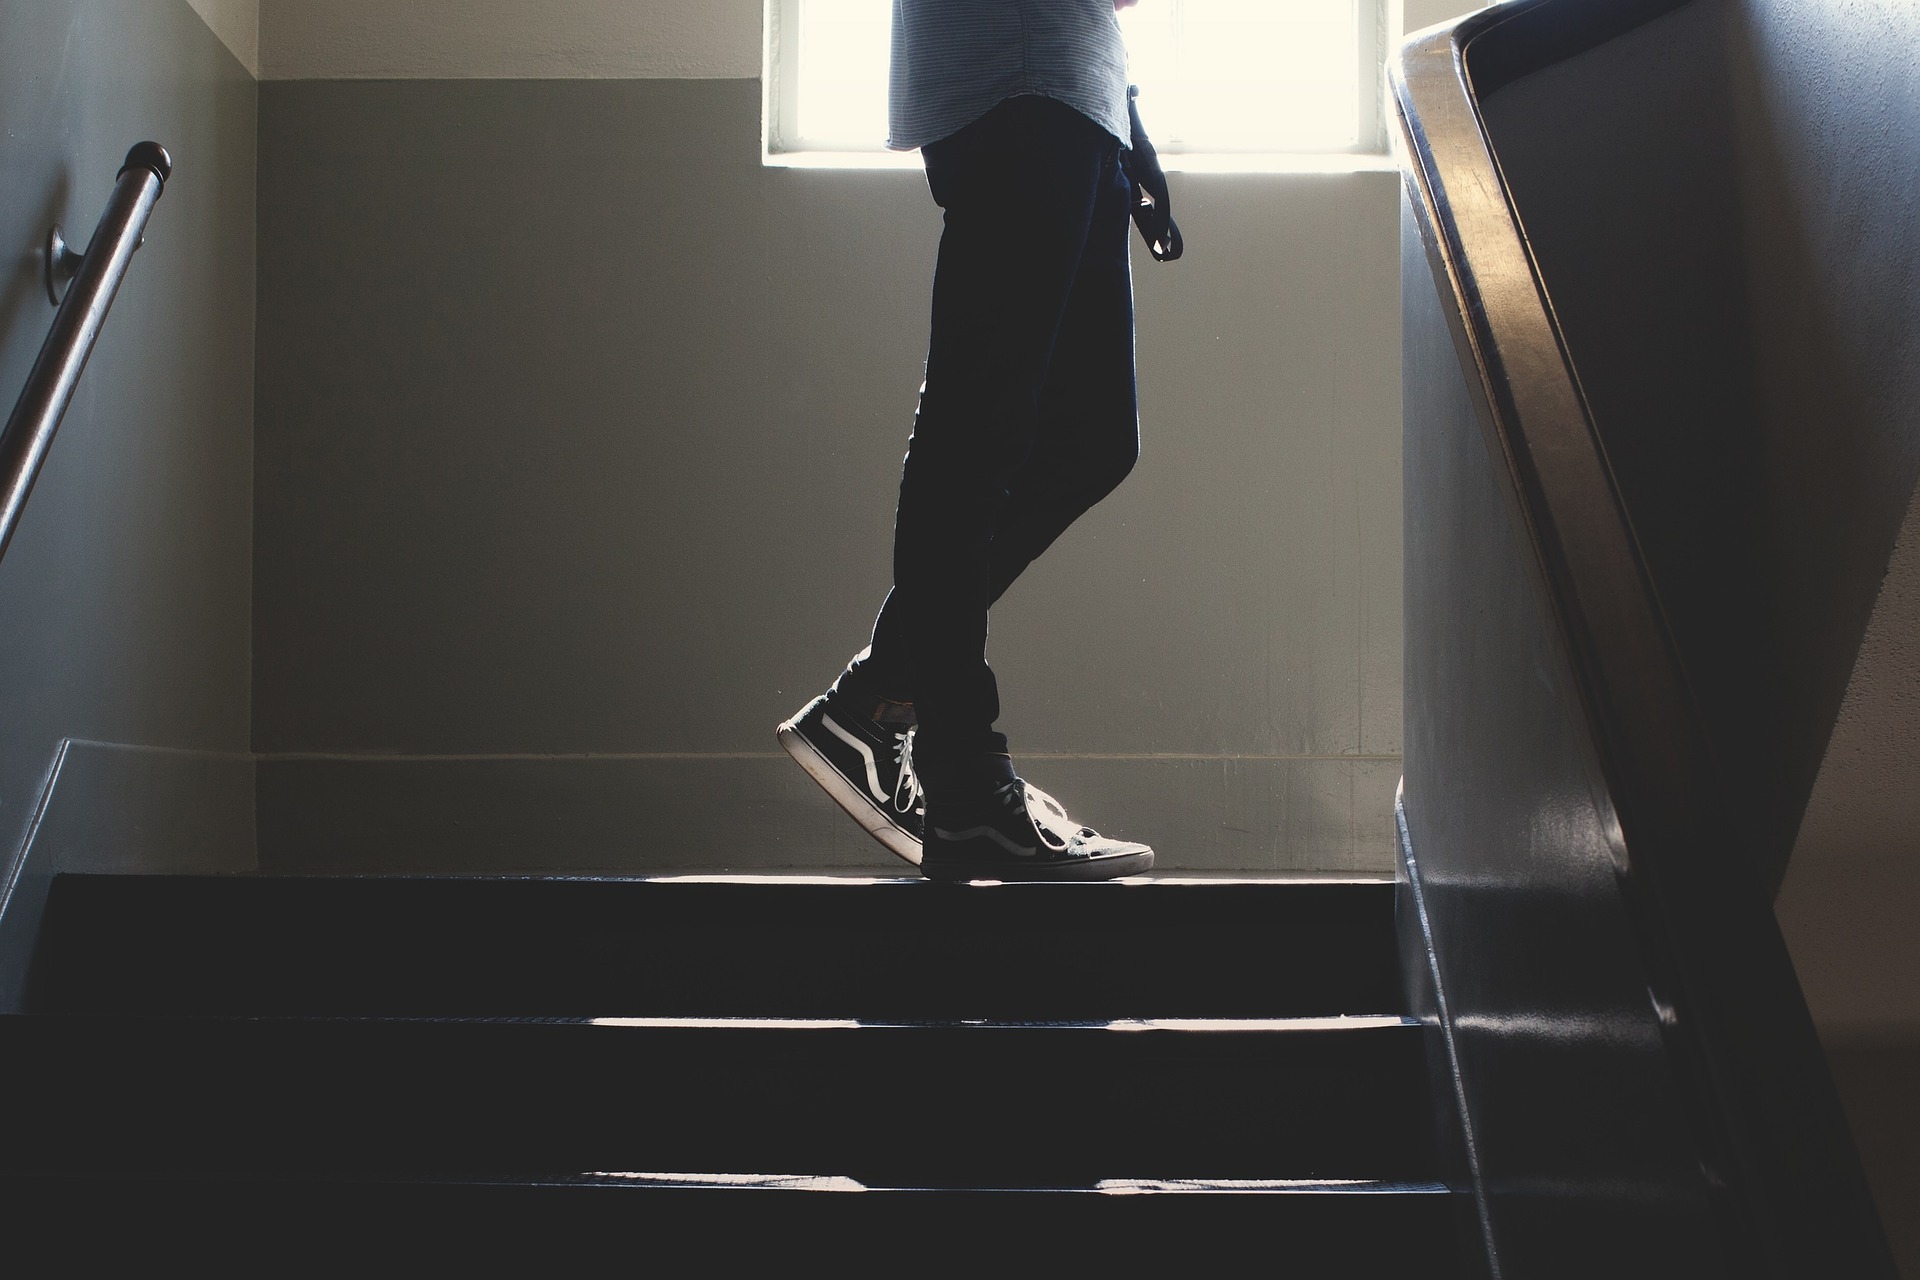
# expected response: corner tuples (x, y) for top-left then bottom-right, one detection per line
(852, 94), (1139, 796)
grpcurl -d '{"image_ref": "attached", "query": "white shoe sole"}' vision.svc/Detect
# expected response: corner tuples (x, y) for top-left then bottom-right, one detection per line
(919, 845), (1154, 882)
(777, 720), (924, 868)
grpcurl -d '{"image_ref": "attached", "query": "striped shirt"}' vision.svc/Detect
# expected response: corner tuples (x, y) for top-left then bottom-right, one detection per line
(888, 0), (1131, 151)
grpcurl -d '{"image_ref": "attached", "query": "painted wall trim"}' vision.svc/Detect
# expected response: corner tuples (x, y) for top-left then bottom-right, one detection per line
(258, 0), (762, 81)
(0, 740), (258, 1012)
(254, 754), (1399, 876)
(186, 0), (261, 78)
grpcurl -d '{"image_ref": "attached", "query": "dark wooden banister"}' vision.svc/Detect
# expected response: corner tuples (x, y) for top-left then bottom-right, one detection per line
(1392, 4), (1896, 1274)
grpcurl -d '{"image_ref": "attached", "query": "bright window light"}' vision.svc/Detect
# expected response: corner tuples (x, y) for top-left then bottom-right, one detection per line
(784, 0), (892, 150)
(766, 0), (1389, 161)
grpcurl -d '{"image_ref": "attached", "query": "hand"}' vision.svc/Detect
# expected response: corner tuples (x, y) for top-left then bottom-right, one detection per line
(1114, 0), (1139, 10)
(1120, 86), (1183, 262)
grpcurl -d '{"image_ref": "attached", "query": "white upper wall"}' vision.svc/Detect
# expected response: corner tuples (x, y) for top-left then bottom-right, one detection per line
(251, 0), (1484, 81)
(187, 0), (261, 77)
(1403, 0), (1486, 37)
(258, 0), (762, 80)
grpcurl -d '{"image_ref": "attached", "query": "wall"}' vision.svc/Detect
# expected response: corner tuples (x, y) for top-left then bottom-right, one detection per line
(258, 0), (760, 79)
(1477, 0), (1920, 1006)
(187, 0), (261, 77)
(247, 1), (1483, 874)
(1779, 493), (1920, 1035)
(1735, 0), (1920, 1047)
(249, 83), (1403, 874)
(0, 0), (259, 1001)
(1479, 0), (1920, 900)
(1778, 488), (1920, 1270)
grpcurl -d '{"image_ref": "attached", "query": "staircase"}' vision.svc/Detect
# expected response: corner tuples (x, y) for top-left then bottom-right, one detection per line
(0, 873), (1458, 1270)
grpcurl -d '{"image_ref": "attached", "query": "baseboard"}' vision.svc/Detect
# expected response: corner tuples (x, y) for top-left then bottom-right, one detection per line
(0, 739), (257, 1011)
(0, 746), (1397, 996)
(0, 742), (1872, 938)
(256, 753), (1401, 875)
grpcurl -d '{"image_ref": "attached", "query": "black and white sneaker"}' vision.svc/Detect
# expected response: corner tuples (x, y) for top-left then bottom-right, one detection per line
(921, 775), (1154, 882)
(777, 686), (924, 867)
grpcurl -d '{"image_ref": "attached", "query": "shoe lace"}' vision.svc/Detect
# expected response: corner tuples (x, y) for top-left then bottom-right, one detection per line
(892, 729), (924, 815)
(992, 778), (1068, 850)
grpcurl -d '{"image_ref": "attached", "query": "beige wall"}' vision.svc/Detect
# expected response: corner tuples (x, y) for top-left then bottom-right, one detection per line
(249, 76), (1408, 874)
(235, 0), (1496, 874)
(1, 0), (261, 1002)
(257, 0), (762, 80)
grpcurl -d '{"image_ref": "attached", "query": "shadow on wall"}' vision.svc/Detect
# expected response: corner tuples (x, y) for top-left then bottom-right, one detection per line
(0, 174), (68, 365)
(1822, 1036), (1920, 1277)
(1718, 0), (1920, 885)
(1483, 0), (1920, 899)
(1727, 1), (1920, 1267)
(1778, 477), (1920, 1279)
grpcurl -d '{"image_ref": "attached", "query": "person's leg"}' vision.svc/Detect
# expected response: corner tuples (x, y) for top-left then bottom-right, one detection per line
(853, 131), (1137, 700)
(778, 95), (1112, 866)
(877, 96), (1118, 796)
(786, 97), (1151, 877)
(986, 141), (1139, 600)
(906, 134), (1152, 881)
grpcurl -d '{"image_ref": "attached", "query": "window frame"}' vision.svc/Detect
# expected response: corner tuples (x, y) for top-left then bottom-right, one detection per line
(763, 0), (1400, 170)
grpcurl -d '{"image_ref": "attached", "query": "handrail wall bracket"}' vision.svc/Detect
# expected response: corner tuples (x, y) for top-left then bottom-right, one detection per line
(44, 227), (85, 308)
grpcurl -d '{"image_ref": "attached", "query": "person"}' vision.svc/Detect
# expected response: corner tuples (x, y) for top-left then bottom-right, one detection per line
(778, 0), (1182, 883)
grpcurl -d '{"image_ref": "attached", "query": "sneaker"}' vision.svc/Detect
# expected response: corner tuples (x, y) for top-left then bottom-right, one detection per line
(921, 775), (1154, 882)
(777, 686), (924, 867)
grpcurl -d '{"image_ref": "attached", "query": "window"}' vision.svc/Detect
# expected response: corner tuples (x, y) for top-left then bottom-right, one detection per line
(765, 0), (1392, 167)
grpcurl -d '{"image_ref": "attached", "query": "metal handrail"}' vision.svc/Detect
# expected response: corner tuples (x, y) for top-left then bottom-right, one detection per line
(0, 142), (173, 564)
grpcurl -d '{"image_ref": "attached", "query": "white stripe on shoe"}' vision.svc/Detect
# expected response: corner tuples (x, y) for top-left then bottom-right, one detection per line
(822, 713), (888, 804)
(777, 721), (923, 867)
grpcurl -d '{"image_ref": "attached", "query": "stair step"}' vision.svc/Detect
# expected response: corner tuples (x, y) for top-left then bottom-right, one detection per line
(0, 1172), (1465, 1273)
(37, 873), (1402, 1020)
(0, 1013), (1432, 1186)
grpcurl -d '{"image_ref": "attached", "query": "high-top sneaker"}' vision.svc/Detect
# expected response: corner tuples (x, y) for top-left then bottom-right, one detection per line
(921, 769), (1154, 882)
(777, 678), (924, 867)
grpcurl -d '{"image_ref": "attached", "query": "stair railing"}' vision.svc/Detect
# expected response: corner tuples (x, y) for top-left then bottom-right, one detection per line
(1393, 4), (1896, 1275)
(1, 142), (173, 565)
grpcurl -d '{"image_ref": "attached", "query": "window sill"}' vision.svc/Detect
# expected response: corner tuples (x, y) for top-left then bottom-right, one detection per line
(763, 150), (924, 171)
(762, 150), (1401, 174)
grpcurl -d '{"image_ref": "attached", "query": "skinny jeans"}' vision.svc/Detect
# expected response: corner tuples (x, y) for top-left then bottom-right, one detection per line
(853, 93), (1140, 796)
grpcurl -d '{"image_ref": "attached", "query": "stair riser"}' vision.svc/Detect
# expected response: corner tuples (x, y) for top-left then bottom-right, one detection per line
(0, 1017), (1432, 1185)
(38, 876), (1402, 1020)
(0, 1175), (1464, 1274)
